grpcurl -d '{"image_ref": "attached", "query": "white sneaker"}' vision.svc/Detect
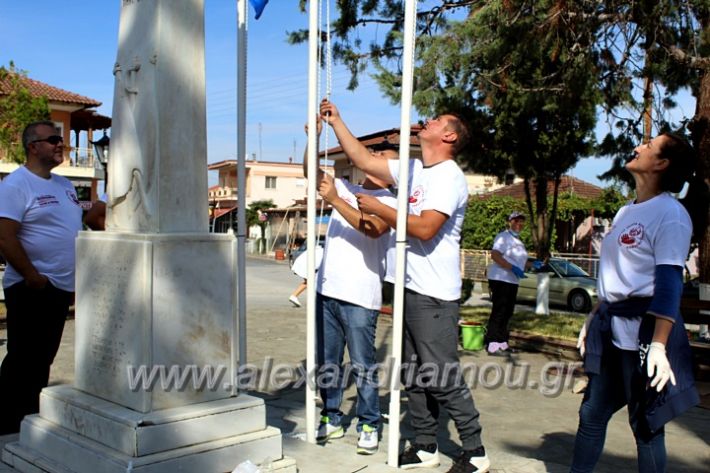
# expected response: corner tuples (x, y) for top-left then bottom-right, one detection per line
(398, 443), (440, 469)
(356, 425), (378, 455)
(289, 295), (301, 307)
(315, 417), (344, 442)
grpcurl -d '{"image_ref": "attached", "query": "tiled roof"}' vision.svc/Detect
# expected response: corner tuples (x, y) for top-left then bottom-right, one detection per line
(322, 126), (422, 157)
(476, 175), (604, 200)
(0, 73), (101, 107)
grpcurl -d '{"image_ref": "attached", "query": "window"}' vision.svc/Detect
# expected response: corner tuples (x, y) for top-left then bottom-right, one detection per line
(265, 176), (277, 189)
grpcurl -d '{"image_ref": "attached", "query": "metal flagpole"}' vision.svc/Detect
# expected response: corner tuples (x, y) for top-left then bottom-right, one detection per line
(388, 0), (418, 466)
(305, 0), (320, 445)
(235, 0), (248, 383)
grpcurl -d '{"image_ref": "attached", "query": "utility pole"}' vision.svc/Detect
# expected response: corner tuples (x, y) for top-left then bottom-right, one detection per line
(258, 122), (263, 161)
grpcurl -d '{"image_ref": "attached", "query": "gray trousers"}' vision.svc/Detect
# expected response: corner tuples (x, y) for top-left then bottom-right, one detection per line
(402, 289), (483, 450)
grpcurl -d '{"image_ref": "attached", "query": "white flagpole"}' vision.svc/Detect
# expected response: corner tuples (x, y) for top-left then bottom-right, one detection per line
(235, 0), (248, 382)
(388, 0), (418, 467)
(305, 0), (320, 445)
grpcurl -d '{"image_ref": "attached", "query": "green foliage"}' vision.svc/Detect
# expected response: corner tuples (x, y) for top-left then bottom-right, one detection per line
(289, 0), (708, 263)
(246, 199), (275, 253)
(0, 62), (50, 163)
(462, 187), (626, 252)
(462, 196), (531, 250)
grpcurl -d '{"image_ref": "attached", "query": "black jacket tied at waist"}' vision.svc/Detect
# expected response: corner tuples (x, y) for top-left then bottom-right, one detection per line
(584, 297), (699, 431)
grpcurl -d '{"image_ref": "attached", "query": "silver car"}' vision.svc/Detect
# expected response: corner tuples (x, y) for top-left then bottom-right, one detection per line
(516, 257), (597, 312)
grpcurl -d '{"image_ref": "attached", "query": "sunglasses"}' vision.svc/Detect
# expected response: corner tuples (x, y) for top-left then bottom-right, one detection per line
(32, 135), (64, 145)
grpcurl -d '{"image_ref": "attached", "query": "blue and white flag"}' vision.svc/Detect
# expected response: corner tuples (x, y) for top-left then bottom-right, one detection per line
(249, 0), (269, 20)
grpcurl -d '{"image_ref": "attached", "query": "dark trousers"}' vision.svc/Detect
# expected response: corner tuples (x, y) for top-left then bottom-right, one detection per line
(402, 289), (483, 450)
(485, 279), (519, 344)
(570, 343), (666, 472)
(0, 282), (72, 434)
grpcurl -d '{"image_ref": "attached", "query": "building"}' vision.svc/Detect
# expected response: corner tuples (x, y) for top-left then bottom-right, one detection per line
(476, 175), (607, 254)
(208, 158), (312, 210)
(207, 157), (334, 254)
(0, 74), (110, 205)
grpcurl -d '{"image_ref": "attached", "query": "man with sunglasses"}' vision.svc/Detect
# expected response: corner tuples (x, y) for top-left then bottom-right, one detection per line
(0, 121), (82, 434)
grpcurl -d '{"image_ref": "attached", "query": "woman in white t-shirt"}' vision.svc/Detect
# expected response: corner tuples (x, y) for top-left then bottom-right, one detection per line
(571, 133), (708, 472)
(485, 211), (530, 355)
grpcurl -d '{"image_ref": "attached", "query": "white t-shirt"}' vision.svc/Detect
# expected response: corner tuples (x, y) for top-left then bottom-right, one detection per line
(0, 166), (83, 291)
(317, 178), (396, 310)
(598, 193), (691, 350)
(486, 230), (528, 284)
(387, 158), (469, 301)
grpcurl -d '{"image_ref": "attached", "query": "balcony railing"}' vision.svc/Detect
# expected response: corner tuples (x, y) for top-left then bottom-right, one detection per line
(66, 147), (101, 169)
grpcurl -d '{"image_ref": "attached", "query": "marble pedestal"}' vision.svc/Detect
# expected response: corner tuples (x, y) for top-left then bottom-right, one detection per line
(2, 386), (296, 473)
(2, 232), (294, 472)
(74, 232), (240, 412)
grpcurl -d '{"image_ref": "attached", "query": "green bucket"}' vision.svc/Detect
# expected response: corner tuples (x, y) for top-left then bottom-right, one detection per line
(460, 322), (485, 351)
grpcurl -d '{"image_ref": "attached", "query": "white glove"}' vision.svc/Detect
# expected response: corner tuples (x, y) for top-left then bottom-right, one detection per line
(577, 311), (595, 357)
(647, 342), (676, 392)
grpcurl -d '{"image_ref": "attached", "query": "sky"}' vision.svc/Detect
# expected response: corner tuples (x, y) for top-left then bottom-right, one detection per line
(0, 1), (698, 188)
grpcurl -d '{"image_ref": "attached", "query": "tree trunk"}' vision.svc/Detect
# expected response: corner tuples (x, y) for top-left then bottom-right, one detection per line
(692, 70), (710, 283)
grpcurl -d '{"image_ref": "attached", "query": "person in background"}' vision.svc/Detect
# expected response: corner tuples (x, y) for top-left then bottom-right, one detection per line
(0, 121), (82, 434)
(572, 132), (707, 472)
(484, 211), (533, 356)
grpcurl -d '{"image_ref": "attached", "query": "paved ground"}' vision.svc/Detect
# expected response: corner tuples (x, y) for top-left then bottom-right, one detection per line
(0, 255), (708, 472)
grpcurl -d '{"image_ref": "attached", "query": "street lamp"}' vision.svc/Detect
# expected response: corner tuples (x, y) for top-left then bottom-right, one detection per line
(91, 131), (110, 198)
(91, 132), (110, 170)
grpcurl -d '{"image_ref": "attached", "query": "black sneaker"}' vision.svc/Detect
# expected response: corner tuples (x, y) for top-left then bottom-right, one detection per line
(446, 446), (490, 473)
(398, 443), (440, 469)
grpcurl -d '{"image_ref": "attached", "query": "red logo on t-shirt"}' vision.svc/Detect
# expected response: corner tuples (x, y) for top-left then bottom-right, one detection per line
(409, 186), (423, 205)
(618, 222), (644, 248)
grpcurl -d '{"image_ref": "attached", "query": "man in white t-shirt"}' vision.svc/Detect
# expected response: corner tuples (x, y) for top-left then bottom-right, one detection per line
(304, 125), (397, 455)
(0, 121), (83, 434)
(320, 100), (489, 473)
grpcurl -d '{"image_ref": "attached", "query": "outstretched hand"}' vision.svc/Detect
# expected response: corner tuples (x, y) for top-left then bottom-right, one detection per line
(319, 99), (341, 125)
(318, 173), (337, 203)
(304, 116), (322, 136)
(355, 193), (383, 215)
(511, 265), (527, 279)
(577, 310), (596, 357)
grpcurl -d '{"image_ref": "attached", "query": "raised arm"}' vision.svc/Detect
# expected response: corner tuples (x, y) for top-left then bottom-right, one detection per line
(320, 100), (394, 185)
(354, 193), (447, 241)
(318, 174), (390, 239)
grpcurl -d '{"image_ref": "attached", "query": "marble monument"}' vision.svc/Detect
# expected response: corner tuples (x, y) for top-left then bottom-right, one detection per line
(2, 1), (295, 472)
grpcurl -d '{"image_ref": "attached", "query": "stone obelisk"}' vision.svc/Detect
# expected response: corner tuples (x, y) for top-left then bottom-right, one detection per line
(2, 1), (295, 471)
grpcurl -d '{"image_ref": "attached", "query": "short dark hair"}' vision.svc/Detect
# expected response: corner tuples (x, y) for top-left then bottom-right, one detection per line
(444, 113), (471, 156)
(22, 120), (58, 155)
(658, 132), (695, 193)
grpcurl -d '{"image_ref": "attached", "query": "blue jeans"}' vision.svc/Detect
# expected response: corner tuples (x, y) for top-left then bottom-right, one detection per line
(571, 342), (666, 472)
(316, 294), (380, 431)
